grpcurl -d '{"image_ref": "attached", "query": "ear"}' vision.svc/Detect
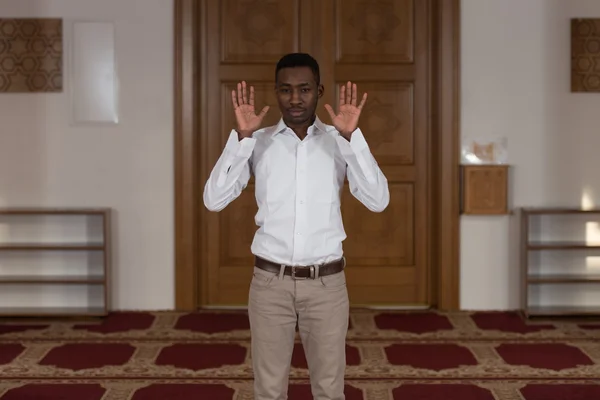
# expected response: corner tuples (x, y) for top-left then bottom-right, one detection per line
(318, 84), (324, 98)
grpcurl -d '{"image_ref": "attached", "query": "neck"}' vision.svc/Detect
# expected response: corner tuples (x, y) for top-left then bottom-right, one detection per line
(287, 115), (316, 140)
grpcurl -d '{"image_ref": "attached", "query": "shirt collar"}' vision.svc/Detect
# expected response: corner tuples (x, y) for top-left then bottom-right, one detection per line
(273, 115), (328, 136)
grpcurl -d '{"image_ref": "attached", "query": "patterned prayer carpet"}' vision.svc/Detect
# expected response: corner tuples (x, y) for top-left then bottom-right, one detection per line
(1, 309), (599, 399)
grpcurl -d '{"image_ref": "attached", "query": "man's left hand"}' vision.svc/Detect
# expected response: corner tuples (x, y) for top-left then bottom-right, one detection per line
(324, 81), (367, 141)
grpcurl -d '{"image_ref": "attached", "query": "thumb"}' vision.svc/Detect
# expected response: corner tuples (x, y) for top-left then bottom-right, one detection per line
(324, 104), (336, 120)
(257, 106), (269, 119)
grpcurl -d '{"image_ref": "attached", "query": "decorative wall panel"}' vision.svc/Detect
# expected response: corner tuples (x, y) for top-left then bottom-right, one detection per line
(0, 18), (62, 93)
(571, 18), (600, 92)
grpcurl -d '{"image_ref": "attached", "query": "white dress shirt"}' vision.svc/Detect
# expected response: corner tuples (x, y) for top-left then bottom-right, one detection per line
(203, 116), (389, 266)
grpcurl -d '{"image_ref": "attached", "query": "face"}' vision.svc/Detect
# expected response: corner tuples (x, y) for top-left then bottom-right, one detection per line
(275, 66), (324, 127)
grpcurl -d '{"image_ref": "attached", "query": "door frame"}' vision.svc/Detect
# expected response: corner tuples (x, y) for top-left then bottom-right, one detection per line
(172, 0), (461, 311)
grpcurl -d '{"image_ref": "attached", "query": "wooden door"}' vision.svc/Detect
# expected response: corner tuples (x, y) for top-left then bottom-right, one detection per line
(199, 0), (431, 307)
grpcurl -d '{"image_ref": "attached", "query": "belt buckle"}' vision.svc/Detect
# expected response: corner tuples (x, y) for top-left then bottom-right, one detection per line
(291, 265), (315, 280)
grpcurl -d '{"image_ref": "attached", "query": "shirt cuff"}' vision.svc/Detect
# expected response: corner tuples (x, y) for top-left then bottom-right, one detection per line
(335, 128), (370, 157)
(224, 129), (256, 158)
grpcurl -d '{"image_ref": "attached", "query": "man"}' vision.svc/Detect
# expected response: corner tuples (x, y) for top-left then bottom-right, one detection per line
(203, 53), (389, 400)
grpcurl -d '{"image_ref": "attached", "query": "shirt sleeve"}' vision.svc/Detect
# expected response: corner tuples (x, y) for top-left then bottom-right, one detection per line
(203, 130), (256, 212)
(335, 128), (390, 212)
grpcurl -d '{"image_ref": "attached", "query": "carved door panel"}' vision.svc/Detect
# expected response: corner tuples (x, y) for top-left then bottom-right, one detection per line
(200, 0), (309, 305)
(199, 0), (431, 306)
(310, 0), (431, 305)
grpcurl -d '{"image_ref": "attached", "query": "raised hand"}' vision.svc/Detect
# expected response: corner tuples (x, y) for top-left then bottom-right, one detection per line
(324, 81), (367, 139)
(231, 81), (270, 139)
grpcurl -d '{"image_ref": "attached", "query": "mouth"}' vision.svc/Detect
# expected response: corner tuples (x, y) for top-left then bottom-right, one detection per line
(288, 109), (305, 116)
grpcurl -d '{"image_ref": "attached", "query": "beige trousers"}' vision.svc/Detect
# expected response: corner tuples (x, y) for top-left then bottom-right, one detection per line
(248, 265), (350, 400)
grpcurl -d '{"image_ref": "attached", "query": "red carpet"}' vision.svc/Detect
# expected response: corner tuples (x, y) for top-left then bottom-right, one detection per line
(1, 309), (599, 399)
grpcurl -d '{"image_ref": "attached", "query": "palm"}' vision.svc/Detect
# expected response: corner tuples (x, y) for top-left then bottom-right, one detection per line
(324, 81), (367, 137)
(235, 104), (264, 132)
(330, 104), (361, 133)
(232, 81), (269, 137)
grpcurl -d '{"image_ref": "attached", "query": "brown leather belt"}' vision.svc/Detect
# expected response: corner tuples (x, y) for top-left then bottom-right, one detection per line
(254, 256), (345, 280)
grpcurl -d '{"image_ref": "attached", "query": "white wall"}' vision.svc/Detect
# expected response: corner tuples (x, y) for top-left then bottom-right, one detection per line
(460, 0), (600, 309)
(0, 0), (174, 310)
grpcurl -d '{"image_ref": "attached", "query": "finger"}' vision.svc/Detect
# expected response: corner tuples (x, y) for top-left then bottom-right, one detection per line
(242, 81), (247, 104)
(258, 105), (270, 119)
(358, 92), (367, 109)
(339, 85), (345, 106)
(249, 86), (255, 106)
(346, 81), (352, 104)
(231, 90), (239, 109)
(351, 83), (357, 106)
(324, 104), (336, 120)
(237, 83), (243, 104)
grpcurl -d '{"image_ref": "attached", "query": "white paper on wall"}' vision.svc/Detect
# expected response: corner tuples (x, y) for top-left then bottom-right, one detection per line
(70, 21), (119, 125)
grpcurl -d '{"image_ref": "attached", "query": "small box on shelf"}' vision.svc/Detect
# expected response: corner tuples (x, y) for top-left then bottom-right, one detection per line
(519, 207), (600, 318)
(460, 165), (509, 215)
(0, 208), (111, 318)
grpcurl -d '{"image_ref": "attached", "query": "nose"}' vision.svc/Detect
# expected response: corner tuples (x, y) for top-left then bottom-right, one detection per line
(290, 89), (302, 106)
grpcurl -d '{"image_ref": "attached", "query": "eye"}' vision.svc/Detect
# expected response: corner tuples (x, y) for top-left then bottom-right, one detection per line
(302, 88), (310, 92)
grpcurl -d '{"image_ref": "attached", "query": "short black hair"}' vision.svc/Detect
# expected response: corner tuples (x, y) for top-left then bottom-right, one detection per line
(275, 53), (320, 84)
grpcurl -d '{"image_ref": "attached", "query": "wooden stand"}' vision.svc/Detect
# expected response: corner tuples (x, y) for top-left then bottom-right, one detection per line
(0, 208), (111, 317)
(520, 207), (600, 317)
(460, 165), (509, 215)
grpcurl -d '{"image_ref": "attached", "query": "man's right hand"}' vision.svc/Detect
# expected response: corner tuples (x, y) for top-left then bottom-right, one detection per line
(232, 81), (270, 139)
